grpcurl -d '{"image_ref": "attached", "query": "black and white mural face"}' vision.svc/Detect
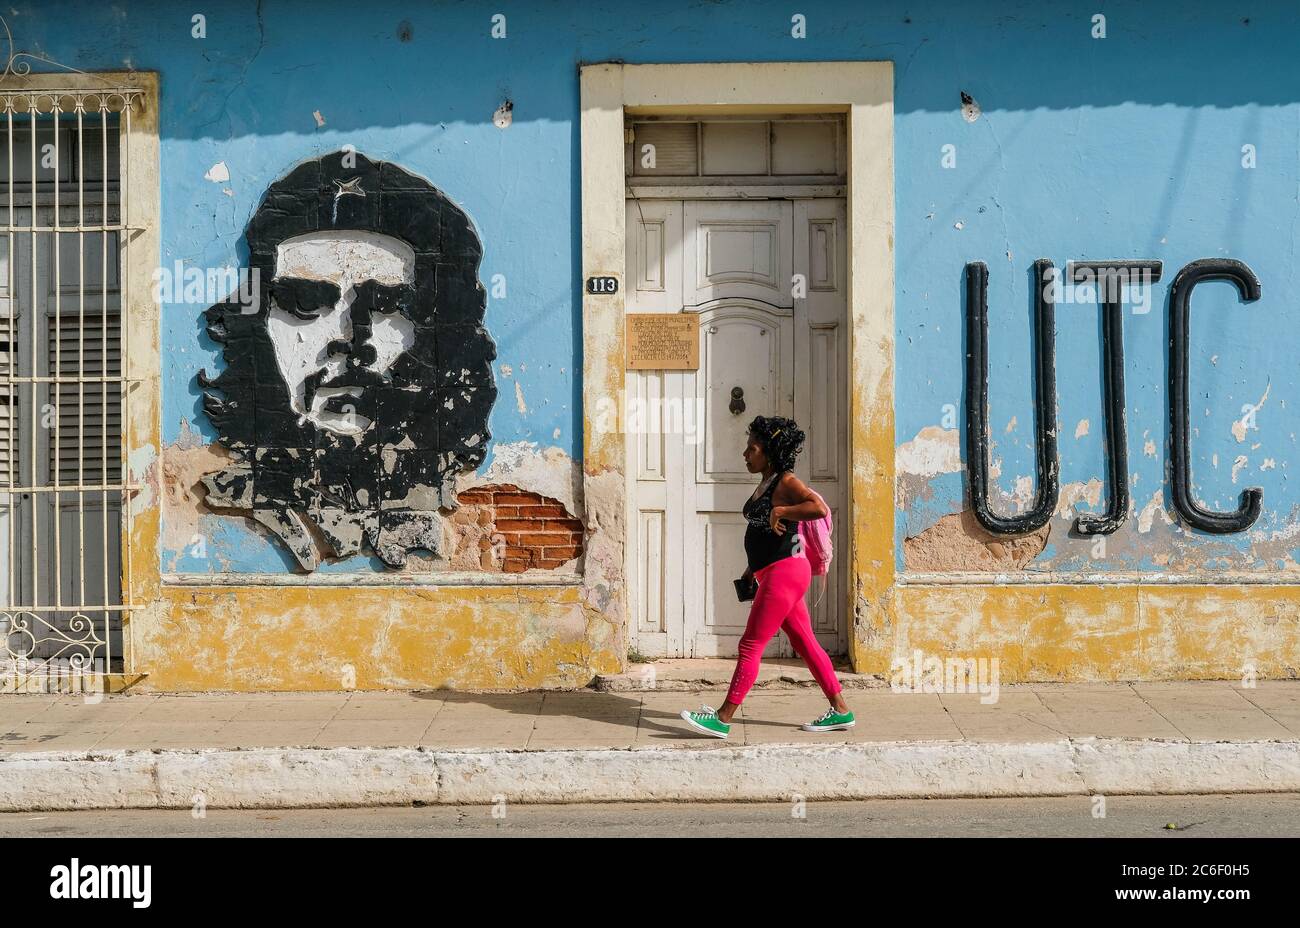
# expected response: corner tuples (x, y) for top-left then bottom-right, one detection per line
(198, 150), (497, 571)
(267, 231), (417, 438)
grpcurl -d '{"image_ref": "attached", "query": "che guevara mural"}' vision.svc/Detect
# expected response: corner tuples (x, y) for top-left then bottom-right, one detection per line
(197, 150), (497, 571)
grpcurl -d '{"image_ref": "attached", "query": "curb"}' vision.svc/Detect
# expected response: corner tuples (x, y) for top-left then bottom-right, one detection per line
(1, 739), (1298, 810)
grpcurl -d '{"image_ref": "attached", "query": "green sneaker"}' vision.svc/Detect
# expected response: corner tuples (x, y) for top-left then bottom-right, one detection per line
(679, 704), (731, 739)
(802, 707), (855, 732)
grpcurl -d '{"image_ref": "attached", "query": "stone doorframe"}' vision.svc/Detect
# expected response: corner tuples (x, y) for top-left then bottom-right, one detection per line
(578, 62), (896, 672)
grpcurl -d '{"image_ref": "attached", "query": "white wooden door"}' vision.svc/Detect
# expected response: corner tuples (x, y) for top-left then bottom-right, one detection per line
(626, 197), (847, 658)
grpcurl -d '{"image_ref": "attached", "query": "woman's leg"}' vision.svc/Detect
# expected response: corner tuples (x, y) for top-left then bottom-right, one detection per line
(717, 559), (807, 722)
(781, 590), (848, 711)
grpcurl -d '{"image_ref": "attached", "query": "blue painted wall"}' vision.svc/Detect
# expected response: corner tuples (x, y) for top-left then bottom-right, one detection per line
(13, 0), (1300, 574)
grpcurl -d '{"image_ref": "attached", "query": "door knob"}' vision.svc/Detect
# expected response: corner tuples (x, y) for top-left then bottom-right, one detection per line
(729, 386), (745, 415)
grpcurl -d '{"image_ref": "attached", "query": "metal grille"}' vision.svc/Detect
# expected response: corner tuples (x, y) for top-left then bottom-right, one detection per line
(0, 88), (140, 681)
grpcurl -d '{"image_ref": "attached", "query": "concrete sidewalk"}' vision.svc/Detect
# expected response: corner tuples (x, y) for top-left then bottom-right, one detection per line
(1, 680), (1298, 810)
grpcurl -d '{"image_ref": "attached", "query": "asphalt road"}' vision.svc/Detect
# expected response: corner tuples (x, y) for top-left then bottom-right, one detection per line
(5, 794), (1299, 837)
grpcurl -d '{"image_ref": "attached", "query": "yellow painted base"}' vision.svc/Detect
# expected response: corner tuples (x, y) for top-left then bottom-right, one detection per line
(118, 580), (1300, 690)
(852, 584), (1300, 682)
(127, 584), (622, 692)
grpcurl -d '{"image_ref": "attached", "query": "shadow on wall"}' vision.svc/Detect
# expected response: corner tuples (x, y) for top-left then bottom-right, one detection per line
(7, 0), (1299, 149)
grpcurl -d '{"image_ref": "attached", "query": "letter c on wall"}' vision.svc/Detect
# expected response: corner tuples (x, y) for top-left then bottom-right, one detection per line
(1168, 258), (1263, 534)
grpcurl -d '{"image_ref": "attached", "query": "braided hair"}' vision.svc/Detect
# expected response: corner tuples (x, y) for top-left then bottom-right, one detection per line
(747, 415), (805, 475)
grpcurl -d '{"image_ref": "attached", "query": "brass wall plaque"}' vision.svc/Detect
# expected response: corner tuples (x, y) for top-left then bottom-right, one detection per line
(625, 313), (699, 370)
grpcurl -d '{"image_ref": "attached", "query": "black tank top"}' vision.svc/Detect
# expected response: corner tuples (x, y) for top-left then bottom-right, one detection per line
(743, 471), (797, 573)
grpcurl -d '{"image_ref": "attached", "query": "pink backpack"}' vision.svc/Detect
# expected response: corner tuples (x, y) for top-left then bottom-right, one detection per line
(797, 489), (834, 604)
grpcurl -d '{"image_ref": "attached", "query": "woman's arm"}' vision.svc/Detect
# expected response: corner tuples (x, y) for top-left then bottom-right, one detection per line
(769, 473), (828, 533)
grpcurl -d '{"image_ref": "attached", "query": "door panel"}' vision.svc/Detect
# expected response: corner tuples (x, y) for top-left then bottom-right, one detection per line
(693, 513), (753, 654)
(627, 199), (682, 311)
(687, 303), (793, 656)
(627, 196), (846, 658)
(697, 306), (792, 483)
(683, 201), (793, 307)
(635, 508), (666, 635)
(624, 198), (685, 657)
(793, 199), (848, 652)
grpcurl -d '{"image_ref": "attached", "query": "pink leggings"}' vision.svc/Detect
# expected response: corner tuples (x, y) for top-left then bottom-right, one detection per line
(725, 555), (842, 706)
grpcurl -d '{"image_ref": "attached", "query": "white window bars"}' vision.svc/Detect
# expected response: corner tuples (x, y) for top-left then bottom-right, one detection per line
(0, 88), (144, 681)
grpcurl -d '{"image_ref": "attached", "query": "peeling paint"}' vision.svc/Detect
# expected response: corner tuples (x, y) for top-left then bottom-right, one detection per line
(1232, 381), (1270, 442)
(896, 426), (961, 478)
(493, 100), (514, 128)
(466, 441), (581, 514)
(904, 509), (1049, 572)
(127, 444), (159, 518)
(1052, 479), (1102, 518)
(1137, 489), (1170, 534)
(895, 426), (962, 512)
(161, 421), (237, 569)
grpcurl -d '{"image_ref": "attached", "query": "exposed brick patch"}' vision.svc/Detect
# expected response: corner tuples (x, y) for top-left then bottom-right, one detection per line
(455, 483), (585, 573)
(493, 492), (543, 506)
(518, 504), (569, 519)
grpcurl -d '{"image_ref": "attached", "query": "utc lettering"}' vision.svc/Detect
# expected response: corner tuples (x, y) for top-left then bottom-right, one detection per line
(964, 258), (1263, 536)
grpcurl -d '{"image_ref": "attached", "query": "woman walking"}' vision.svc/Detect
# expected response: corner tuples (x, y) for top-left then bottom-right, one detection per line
(679, 415), (853, 739)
